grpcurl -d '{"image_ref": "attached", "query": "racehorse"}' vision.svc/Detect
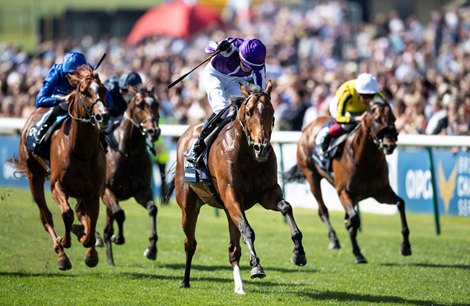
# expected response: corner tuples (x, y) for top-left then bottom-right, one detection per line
(10, 65), (110, 270)
(284, 100), (411, 263)
(99, 85), (161, 265)
(162, 81), (306, 294)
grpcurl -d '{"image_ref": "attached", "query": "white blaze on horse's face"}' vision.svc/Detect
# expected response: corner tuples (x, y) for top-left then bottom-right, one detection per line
(88, 81), (110, 131)
(132, 91), (161, 142)
(246, 94), (274, 163)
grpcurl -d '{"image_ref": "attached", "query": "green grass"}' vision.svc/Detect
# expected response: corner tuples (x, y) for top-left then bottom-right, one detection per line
(0, 187), (469, 305)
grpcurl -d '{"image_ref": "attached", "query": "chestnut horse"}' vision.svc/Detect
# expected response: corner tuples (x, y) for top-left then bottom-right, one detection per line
(11, 65), (109, 270)
(163, 81), (306, 294)
(99, 85), (161, 265)
(285, 100), (411, 263)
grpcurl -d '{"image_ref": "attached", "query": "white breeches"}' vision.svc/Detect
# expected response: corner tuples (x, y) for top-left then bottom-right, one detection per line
(201, 64), (251, 114)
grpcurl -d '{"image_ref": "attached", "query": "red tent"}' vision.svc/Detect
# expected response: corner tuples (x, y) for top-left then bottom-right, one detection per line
(127, 1), (223, 45)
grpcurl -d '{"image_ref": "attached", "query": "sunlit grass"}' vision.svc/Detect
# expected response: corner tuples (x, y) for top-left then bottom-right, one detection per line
(1, 187), (469, 305)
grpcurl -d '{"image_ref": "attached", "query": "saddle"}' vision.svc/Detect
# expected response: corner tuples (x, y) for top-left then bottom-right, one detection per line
(184, 102), (241, 207)
(311, 123), (360, 172)
(25, 113), (68, 160)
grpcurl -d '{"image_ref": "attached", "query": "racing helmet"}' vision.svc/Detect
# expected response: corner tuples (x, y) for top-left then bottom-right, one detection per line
(62, 52), (87, 73)
(355, 73), (379, 94)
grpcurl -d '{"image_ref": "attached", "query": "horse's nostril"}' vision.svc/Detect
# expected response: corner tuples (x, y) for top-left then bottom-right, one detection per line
(95, 114), (102, 122)
(148, 129), (155, 136)
(254, 144), (260, 151)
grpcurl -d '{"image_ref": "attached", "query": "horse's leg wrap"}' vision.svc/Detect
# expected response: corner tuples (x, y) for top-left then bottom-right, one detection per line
(277, 200), (306, 266)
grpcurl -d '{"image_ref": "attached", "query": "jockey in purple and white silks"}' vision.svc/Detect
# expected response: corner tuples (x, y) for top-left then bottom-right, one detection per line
(186, 37), (267, 166)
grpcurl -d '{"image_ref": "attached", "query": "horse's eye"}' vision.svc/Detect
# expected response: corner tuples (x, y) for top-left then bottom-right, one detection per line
(137, 103), (144, 110)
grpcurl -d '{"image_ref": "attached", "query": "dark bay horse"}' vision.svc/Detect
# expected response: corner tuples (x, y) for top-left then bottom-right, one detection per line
(285, 101), (411, 263)
(99, 85), (161, 265)
(11, 65), (110, 270)
(163, 81), (306, 294)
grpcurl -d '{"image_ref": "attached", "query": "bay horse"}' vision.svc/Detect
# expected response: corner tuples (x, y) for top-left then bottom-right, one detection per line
(163, 81), (306, 294)
(99, 85), (161, 265)
(285, 100), (412, 263)
(11, 65), (110, 270)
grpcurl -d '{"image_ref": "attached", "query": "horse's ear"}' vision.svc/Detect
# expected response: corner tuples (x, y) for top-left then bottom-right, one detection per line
(240, 83), (249, 98)
(147, 83), (155, 93)
(265, 80), (272, 96)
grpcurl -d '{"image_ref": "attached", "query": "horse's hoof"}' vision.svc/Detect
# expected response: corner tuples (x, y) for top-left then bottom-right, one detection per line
(250, 265), (266, 279)
(291, 253), (307, 266)
(401, 244), (412, 256)
(328, 240), (341, 250)
(144, 248), (157, 260)
(95, 233), (104, 247)
(111, 235), (125, 245)
(57, 257), (72, 271)
(355, 255), (368, 264)
(84, 249), (99, 268)
(179, 281), (190, 288)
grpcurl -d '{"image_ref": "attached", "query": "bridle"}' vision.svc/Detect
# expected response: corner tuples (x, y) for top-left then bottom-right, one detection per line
(367, 102), (398, 150)
(237, 92), (274, 147)
(123, 92), (158, 138)
(68, 76), (106, 126)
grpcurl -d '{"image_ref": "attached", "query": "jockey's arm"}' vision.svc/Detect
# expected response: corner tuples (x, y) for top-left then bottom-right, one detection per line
(36, 67), (62, 108)
(336, 92), (354, 124)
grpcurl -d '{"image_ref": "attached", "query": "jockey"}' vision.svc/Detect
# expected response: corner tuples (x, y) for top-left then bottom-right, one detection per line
(104, 71), (143, 132)
(31, 51), (112, 154)
(119, 71), (144, 103)
(185, 37), (267, 166)
(316, 73), (386, 160)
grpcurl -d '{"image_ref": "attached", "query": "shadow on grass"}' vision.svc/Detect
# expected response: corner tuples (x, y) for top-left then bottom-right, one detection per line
(0, 271), (77, 278)
(381, 262), (470, 270)
(159, 263), (316, 274)
(295, 290), (464, 306)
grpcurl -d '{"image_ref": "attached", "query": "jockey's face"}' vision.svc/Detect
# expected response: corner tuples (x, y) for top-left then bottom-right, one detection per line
(359, 93), (375, 105)
(240, 62), (252, 73)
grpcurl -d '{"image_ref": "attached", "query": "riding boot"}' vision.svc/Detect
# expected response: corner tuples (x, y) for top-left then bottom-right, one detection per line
(33, 105), (62, 154)
(320, 133), (332, 158)
(315, 127), (332, 160)
(186, 113), (217, 165)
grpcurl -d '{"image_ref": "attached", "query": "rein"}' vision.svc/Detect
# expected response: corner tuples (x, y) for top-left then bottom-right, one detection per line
(122, 93), (159, 156)
(67, 77), (103, 125)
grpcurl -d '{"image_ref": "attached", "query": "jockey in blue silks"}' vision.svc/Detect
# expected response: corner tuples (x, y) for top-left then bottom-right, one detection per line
(185, 37), (267, 166)
(29, 51), (113, 154)
(103, 71), (144, 133)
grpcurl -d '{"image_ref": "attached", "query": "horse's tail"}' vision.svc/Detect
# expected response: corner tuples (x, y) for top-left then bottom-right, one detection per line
(283, 164), (306, 183)
(5, 155), (27, 178)
(161, 162), (176, 205)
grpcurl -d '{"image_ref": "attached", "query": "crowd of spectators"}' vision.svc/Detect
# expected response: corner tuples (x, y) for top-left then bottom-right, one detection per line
(1, 0), (469, 136)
